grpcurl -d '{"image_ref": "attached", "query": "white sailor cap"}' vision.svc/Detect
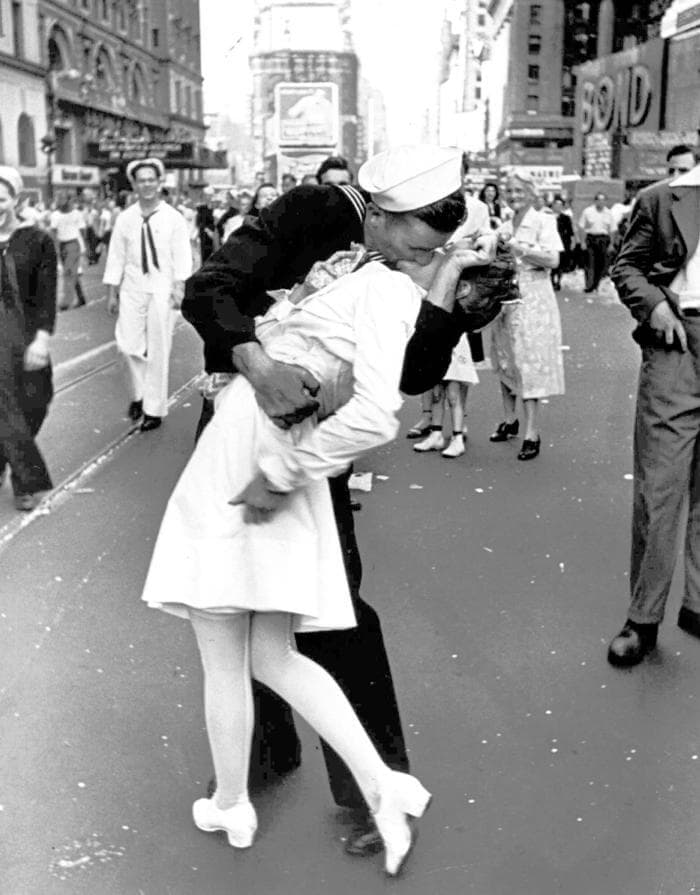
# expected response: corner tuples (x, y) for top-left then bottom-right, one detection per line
(358, 145), (463, 213)
(126, 157), (165, 182)
(0, 165), (23, 197)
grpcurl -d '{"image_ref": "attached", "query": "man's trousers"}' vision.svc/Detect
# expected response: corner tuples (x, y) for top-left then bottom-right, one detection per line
(116, 291), (176, 418)
(628, 315), (700, 624)
(195, 396), (409, 811)
(584, 234), (611, 291)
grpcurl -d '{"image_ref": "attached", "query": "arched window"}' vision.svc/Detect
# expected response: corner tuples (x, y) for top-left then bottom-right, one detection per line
(131, 64), (147, 105)
(95, 46), (113, 89)
(18, 113), (37, 167)
(47, 24), (70, 71)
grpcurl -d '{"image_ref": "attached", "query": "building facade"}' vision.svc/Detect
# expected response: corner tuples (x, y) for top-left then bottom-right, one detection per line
(0, 0), (49, 192)
(437, 0), (490, 152)
(570, 0), (693, 184)
(483, 0), (674, 182)
(250, 0), (360, 183)
(1, 0), (212, 198)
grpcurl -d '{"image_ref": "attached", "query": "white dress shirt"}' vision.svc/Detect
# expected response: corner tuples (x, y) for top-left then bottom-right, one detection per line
(50, 209), (84, 242)
(103, 201), (192, 293)
(578, 205), (615, 236)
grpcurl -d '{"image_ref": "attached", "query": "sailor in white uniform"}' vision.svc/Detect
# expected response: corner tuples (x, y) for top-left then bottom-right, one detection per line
(103, 158), (192, 430)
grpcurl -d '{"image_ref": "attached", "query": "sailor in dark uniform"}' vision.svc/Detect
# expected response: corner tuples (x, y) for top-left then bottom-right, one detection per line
(181, 145), (468, 854)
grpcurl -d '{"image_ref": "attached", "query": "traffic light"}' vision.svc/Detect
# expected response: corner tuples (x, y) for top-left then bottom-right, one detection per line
(40, 134), (56, 154)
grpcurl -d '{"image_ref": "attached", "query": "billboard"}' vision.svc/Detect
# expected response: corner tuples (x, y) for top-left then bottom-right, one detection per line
(275, 82), (339, 148)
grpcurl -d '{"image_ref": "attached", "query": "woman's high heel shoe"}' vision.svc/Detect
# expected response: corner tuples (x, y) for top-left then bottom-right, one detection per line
(489, 419), (519, 442)
(406, 418), (432, 439)
(372, 772), (432, 877)
(192, 797), (258, 848)
(517, 436), (541, 461)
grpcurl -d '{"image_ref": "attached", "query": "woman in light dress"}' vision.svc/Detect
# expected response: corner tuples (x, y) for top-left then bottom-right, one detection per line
(489, 171), (565, 461)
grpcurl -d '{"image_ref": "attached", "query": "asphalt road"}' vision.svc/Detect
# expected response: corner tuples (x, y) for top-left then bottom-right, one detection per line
(1, 276), (698, 895)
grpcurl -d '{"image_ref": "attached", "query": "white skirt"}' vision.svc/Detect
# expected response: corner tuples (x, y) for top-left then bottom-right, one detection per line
(443, 334), (479, 384)
(141, 377), (356, 633)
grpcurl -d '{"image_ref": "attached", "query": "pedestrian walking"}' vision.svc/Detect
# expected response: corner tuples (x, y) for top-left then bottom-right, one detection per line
(490, 170), (565, 461)
(578, 192), (616, 293)
(249, 183), (279, 217)
(143, 156), (479, 873)
(50, 193), (87, 310)
(607, 153), (700, 667)
(195, 187), (219, 264)
(103, 158), (192, 432)
(551, 196), (574, 291)
(0, 166), (55, 510)
(182, 145), (468, 856)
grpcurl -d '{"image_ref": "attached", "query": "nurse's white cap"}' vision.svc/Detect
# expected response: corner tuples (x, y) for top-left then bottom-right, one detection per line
(358, 145), (463, 213)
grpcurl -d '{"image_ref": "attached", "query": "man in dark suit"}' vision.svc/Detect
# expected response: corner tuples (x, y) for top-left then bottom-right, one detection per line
(182, 146), (469, 853)
(608, 153), (700, 667)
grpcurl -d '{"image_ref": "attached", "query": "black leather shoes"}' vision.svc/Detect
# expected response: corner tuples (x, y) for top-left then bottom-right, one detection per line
(517, 437), (541, 461)
(490, 420), (519, 442)
(128, 400), (143, 421)
(607, 621), (658, 667)
(140, 415), (162, 432)
(678, 607), (700, 639)
(344, 814), (384, 857)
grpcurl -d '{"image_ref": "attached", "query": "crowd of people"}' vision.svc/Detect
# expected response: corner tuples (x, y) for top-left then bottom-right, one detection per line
(1, 137), (699, 878)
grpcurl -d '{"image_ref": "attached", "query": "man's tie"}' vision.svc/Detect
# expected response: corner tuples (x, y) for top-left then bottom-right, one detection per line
(141, 211), (160, 274)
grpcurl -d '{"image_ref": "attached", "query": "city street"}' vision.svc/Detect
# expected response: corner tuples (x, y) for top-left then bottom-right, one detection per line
(2, 276), (699, 895)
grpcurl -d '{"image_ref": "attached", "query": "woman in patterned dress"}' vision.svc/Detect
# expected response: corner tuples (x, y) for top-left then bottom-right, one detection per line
(490, 171), (565, 461)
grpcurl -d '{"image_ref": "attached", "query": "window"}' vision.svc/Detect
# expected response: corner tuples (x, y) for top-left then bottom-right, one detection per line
(174, 80), (181, 114)
(528, 34), (541, 54)
(184, 85), (191, 119)
(526, 93), (539, 113)
(101, 0), (109, 19)
(95, 47), (112, 89)
(17, 113), (37, 167)
(528, 64), (540, 82)
(152, 28), (159, 48)
(55, 127), (71, 164)
(478, 13), (486, 26)
(530, 4), (541, 25)
(12, 2), (23, 58)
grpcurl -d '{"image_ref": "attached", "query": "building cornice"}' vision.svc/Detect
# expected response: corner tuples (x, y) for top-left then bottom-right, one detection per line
(0, 51), (47, 80)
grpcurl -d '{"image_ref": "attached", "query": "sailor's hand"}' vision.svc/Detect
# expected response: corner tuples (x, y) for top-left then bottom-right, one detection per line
(232, 344), (320, 428)
(229, 472), (286, 523)
(649, 300), (687, 351)
(107, 292), (119, 316)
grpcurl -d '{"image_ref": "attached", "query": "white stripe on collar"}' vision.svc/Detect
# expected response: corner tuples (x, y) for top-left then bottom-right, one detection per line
(336, 184), (366, 225)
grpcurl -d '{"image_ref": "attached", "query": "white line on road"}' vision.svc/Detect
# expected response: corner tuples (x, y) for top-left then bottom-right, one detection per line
(54, 340), (116, 374)
(0, 372), (204, 554)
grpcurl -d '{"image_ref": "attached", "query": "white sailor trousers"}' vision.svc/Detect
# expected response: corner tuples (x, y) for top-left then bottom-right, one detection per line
(115, 289), (176, 418)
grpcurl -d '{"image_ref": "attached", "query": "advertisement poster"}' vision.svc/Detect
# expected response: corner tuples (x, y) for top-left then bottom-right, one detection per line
(276, 82), (339, 147)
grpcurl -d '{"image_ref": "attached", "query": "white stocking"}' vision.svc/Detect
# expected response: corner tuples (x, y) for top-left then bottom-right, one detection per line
(189, 610), (254, 809)
(250, 612), (389, 810)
